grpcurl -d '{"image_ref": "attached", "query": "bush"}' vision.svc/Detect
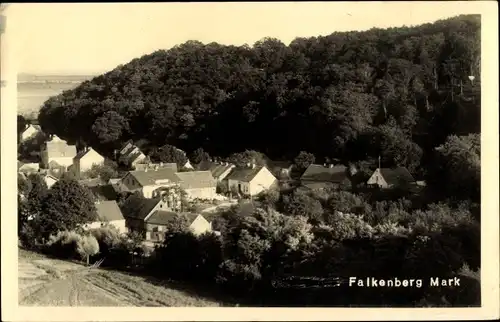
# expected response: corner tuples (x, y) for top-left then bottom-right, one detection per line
(45, 230), (84, 260)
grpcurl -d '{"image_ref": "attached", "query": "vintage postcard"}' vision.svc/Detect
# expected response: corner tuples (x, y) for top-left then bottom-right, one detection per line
(1, 1), (498, 321)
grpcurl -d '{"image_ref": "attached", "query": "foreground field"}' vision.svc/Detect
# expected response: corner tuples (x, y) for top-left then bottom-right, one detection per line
(18, 249), (224, 306)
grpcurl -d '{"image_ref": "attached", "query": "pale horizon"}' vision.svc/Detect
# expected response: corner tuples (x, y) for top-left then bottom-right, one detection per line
(4, 2), (483, 75)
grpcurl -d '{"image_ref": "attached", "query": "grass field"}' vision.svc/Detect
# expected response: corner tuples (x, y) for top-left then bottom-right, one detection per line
(18, 249), (226, 307)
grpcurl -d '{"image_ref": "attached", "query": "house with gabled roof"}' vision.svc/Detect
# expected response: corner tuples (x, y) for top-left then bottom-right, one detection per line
(20, 124), (43, 142)
(175, 170), (217, 200)
(40, 135), (77, 169)
(84, 200), (127, 234)
(195, 160), (235, 182)
(226, 163), (278, 197)
(118, 141), (147, 169)
(366, 167), (416, 189)
(118, 167), (181, 198)
(18, 162), (40, 174)
(300, 163), (352, 190)
(41, 173), (59, 189)
(144, 211), (212, 242)
(73, 147), (105, 174)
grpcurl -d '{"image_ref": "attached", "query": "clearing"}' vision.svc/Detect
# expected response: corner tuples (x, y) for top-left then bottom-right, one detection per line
(18, 249), (225, 306)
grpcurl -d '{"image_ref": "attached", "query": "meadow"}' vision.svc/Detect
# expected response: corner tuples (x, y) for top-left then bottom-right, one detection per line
(18, 249), (225, 307)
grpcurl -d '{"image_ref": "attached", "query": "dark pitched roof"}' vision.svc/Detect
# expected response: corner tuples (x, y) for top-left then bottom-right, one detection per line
(146, 211), (201, 226)
(175, 171), (217, 189)
(90, 184), (118, 201)
(128, 168), (180, 187)
(300, 164), (349, 183)
(379, 167), (415, 185)
(95, 201), (124, 221)
(196, 161), (234, 179)
(226, 166), (266, 182)
(120, 195), (162, 220)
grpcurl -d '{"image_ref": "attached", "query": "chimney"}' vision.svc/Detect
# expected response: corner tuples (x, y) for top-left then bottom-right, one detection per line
(246, 162), (251, 168)
(329, 164), (334, 169)
(251, 163), (256, 169)
(324, 163), (327, 167)
(145, 167), (148, 172)
(160, 162), (163, 167)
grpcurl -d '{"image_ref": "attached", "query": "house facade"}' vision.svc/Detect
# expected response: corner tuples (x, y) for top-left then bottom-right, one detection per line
(367, 167), (416, 189)
(300, 164), (352, 190)
(20, 124), (42, 142)
(73, 147), (105, 174)
(144, 211), (212, 242)
(42, 174), (58, 189)
(40, 135), (77, 169)
(84, 200), (127, 234)
(227, 164), (278, 196)
(117, 168), (181, 198)
(175, 171), (217, 200)
(118, 141), (147, 168)
(196, 160), (235, 182)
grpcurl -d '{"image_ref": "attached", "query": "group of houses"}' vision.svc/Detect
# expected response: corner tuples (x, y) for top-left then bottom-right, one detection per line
(18, 123), (424, 245)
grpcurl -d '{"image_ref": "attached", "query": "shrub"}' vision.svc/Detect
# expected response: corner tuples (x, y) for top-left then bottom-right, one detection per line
(45, 230), (84, 260)
(76, 235), (100, 265)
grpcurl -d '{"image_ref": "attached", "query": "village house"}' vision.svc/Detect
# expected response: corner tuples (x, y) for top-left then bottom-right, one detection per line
(40, 135), (77, 169)
(300, 163), (353, 190)
(18, 161), (40, 174)
(366, 167), (416, 189)
(175, 170), (218, 200)
(142, 211), (212, 243)
(227, 163), (278, 197)
(118, 141), (147, 169)
(267, 160), (295, 181)
(120, 195), (188, 240)
(79, 178), (118, 201)
(41, 173), (58, 189)
(195, 160), (235, 182)
(72, 147), (105, 174)
(84, 200), (127, 234)
(19, 124), (42, 142)
(117, 167), (181, 198)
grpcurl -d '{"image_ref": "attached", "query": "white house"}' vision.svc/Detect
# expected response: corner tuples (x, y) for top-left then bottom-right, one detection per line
(227, 164), (278, 196)
(20, 124), (42, 142)
(174, 171), (217, 200)
(143, 211), (212, 242)
(73, 147), (105, 173)
(84, 200), (127, 234)
(366, 167), (416, 189)
(40, 135), (77, 169)
(42, 174), (59, 189)
(117, 167), (181, 198)
(18, 162), (40, 174)
(118, 141), (147, 169)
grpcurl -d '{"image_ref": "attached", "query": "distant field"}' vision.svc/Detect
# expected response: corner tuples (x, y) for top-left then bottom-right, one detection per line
(17, 82), (79, 115)
(18, 248), (224, 307)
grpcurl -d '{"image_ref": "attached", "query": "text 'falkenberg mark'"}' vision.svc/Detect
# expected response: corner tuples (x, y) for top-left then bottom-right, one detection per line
(349, 277), (461, 288)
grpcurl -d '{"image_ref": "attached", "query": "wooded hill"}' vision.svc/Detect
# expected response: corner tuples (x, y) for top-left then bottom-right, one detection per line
(38, 14), (480, 181)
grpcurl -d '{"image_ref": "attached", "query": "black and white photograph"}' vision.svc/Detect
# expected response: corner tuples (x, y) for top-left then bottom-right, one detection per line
(1, 1), (498, 320)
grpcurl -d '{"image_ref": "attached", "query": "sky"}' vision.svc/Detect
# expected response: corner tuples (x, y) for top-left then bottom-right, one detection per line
(4, 2), (486, 75)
